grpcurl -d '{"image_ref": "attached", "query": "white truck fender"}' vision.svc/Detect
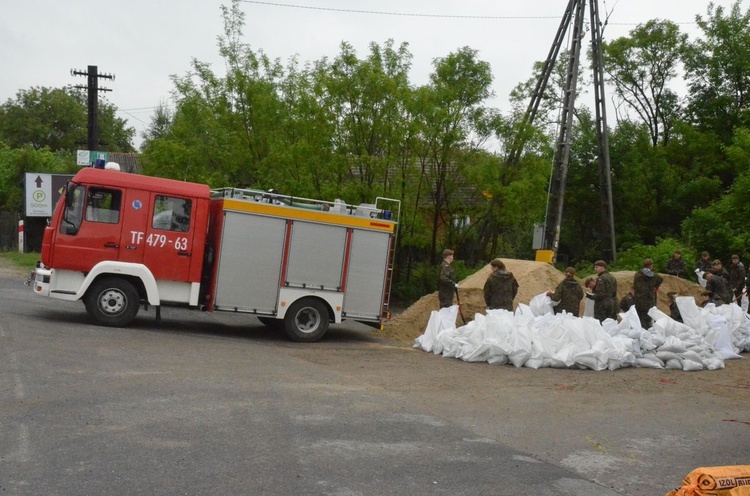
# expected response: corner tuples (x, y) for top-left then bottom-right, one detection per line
(77, 261), (160, 305)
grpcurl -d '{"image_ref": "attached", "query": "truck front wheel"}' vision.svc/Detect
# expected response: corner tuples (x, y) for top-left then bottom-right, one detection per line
(84, 277), (140, 327)
(283, 298), (329, 343)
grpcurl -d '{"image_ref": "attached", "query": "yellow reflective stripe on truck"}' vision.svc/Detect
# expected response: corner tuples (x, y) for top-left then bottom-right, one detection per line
(222, 199), (395, 232)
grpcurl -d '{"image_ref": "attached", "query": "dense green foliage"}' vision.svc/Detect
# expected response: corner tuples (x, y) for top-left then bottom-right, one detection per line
(3, 0), (750, 304)
(0, 86), (135, 152)
(0, 146), (78, 213)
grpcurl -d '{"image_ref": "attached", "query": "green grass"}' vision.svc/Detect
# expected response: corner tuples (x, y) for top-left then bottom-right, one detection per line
(0, 251), (41, 270)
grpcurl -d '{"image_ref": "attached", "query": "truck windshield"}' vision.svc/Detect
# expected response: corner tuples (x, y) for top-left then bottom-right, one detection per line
(61, 184), (85, 235)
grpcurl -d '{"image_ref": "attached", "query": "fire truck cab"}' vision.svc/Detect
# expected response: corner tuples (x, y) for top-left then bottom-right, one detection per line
(33, 167), (399, 342)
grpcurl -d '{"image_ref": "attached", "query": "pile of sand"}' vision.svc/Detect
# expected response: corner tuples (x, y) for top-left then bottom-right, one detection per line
(378, 259), (705, 344)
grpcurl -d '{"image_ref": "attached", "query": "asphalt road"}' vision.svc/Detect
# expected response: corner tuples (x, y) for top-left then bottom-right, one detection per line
(1, 272), (747, 495)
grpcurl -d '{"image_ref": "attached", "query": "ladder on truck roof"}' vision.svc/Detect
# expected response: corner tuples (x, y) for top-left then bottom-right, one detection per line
(375, 196), (401, 321)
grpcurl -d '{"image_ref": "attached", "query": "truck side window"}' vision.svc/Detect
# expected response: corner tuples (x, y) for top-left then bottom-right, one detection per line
(85, 188), (122, 224)
(153, 196), (192, 232)
(61, 184), (85, 235)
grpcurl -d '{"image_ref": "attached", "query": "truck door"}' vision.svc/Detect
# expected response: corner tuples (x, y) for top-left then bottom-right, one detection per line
(117, 188), (149, 264)
(141, 194), (196, 282)
(52, 185), (124, 272)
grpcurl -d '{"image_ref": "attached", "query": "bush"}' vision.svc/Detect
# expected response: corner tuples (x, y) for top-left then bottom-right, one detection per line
(617, 238), (697, 274)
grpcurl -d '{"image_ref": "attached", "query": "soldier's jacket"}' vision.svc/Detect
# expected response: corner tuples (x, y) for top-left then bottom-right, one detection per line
(438, 261), (456, 308)
(593, 271), (618, 321)
(634, 268), (663, 312)
(706, 276), (732, 304)
(695, 258), (712, 273)
(715, 267), (731, 285)
(728, 262), (746, 294)
(665, 258), (687, 277)
(483, 269), (519, 311)
(550, 277), (584, 316)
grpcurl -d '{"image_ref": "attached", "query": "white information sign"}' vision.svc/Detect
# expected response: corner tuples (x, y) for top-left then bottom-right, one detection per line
(76, 149), (109, 166)
(25, 173), (52, 217)
(24, 173), (74, 217)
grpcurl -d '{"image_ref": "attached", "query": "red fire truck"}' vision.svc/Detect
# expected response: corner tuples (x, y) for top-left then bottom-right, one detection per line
(32, 166), (399, 342)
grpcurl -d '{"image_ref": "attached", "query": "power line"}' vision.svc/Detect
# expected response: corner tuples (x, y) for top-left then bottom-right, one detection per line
(238, 0), (696, 24)
(118, 109), (149, 125)
(239, 0), (560, 20)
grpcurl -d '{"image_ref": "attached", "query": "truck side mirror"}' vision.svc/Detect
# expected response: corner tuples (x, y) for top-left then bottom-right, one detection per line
(65, 182), (76, 208)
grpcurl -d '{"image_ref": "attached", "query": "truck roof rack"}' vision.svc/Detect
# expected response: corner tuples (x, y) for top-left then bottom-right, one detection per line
(211, 187), (400, 223)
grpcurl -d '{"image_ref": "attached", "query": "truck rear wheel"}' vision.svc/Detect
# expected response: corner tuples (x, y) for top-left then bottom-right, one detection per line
(283, 298), (329, 342)
(84, 277), (140, 327)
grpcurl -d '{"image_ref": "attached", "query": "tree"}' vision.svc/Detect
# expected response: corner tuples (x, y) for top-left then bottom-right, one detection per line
(410, 47), (494, 262)
(0, 145), (76, 213)
(683, 1), (750, 143)
(0, 86), (135, 152)
(313, 40), (414, 202)
(140, 100), (174, 149)
(682, 126), (750, 257)
(602, 20), (686, 146)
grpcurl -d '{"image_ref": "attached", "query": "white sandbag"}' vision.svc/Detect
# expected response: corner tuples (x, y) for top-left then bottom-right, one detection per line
(665, 358), (683, 369)
(412, 294), (737, 372)
(619, 306), (643, 335)
(695, 268), (707, 287)
(575, 351), (606, 371)
(705, 357), (725, 370)
(487, 352), (509, 365)
(660, 335), (688, 353)
(679, 350), (704, 363)
(681, 359), (704, 371)
(636, 355), (664, 369)
(656, 350), (680, 361)
(415, 305), (458, 352)
(529, 292), (555, 316)
(650, 307), (669, 320)
(436, 327), (462, 357)
(676, 296), (703, 330)
(705, 313), (742, 359)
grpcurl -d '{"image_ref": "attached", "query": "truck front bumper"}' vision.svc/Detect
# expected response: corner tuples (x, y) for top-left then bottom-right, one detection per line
(33, 262), (51, 297)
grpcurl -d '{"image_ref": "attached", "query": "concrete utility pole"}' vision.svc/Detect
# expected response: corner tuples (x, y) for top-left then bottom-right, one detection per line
(510, 0), (617, 265)
(71, 65), (115, 151)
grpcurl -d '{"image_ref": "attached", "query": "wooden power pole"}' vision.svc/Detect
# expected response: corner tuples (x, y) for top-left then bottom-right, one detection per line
(71, 65), (115, 151)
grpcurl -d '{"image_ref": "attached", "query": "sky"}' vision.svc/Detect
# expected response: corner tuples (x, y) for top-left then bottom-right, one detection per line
(0, 0), (740, 150)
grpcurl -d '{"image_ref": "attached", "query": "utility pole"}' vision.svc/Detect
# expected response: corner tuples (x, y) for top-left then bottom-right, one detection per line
(71, 65), (115, 151)
(509, 0), (616, 265)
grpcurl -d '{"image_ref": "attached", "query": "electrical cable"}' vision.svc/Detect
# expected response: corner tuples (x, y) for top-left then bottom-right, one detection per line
(238, 0), (695, 25)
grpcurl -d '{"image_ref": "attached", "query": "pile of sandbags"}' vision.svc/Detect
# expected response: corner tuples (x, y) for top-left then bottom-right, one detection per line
(414, 294), (749, 371)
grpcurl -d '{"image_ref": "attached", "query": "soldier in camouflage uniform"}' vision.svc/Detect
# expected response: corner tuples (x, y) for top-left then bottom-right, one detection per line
(712, 259), (731, 285)
(589, 260), (617, 323)
(665, 250), (687, 279)
(695, 251), (712, 273)
(728, 255), (746, 303)
(438, 249), (456, 308)
(634, 258), (663, 329)
(547, 267), (584, 316)
(704, 272), (732, 304)
(483, 259), (519, 311)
